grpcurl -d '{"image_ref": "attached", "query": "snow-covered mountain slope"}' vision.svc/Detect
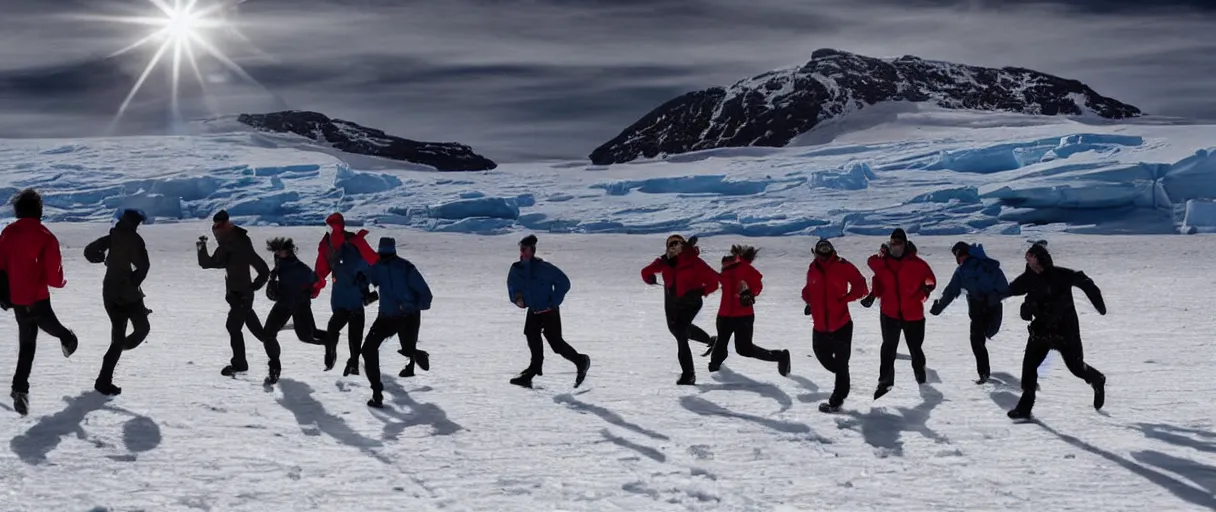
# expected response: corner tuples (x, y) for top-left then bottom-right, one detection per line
(0, 227), (1212, 511)
(0, 106), (1213, 236)
(590, 49), (1141, 165)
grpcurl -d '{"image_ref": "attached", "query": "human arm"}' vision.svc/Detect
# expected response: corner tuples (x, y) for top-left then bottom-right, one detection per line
(248, 239), (270, 291)
(843, 262), (869, 302)
(197, 239), (228, 269)
(640, 257), (664, 285)
(932, 268), (963, 314)
(83, 235), (111, 264)
(42, 234), (67, 288)
(352, 231), (380, 265)
(132, 236), (150, 288)
(1070, 270), (1106, 315)
(408, 266), (434, 311)
(696, 258), (720, 296)
(549, 263), (570, 308)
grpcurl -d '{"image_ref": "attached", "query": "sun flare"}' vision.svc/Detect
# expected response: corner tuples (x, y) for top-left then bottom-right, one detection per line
(77, 0), (263, 132)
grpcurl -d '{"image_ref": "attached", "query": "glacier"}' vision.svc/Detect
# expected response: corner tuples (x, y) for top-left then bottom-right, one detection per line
(0, 107), (1213, 236)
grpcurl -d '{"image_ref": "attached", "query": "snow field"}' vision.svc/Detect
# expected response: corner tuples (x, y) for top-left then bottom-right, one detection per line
(0, 225), (1212, 511)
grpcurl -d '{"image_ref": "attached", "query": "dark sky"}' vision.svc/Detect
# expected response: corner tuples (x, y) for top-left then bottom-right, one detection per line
(1, 0), (1214, 162)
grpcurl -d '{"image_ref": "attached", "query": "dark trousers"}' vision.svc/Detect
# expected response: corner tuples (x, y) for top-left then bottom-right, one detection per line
(813, 321), (854, 406)
(1015, 331), (1104, 412)
(710, 315), (779, 366)
(878, 315), (927, 384)
(665, 296), (707, 377)
(325, 308), (366, 362)
(968, 300), (1002, 378)
(264, 301), (327, 345)
(225, 292), (272, 368)
(11, 299), (75, 394)
(664, 295), (712, 346)
(362, 313), (421, 392)
(98, 299), (151, 385)
(523, 308), (582, 374)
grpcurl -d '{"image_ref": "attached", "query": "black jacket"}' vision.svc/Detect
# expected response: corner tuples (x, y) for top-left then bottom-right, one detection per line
(1008, 264), (1105, 338)
(268, 255), (318, 308)
(198, 226), (269, 295)
(84, 222), (150, 305)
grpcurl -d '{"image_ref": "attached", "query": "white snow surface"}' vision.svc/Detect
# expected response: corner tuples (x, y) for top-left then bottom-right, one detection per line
(0, 225), (1213, 511)
(0, 106), (1214, 236)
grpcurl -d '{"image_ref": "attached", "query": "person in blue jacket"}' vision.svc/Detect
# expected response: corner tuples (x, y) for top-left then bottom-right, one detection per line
(261, 237), (329, 386)
(358, 237), (433, 408)
(506, 235), (591, 389)
(929, 241), (1010, 384)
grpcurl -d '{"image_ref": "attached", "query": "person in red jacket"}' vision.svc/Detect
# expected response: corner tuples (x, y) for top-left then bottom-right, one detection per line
(864, 228), (937, 399)
(802, 238), (868, 413)
(0, 189), (78, 416)
(313, 212), (380, 375)
(708, 245), (791, 377)
(641, 234), (720, 385)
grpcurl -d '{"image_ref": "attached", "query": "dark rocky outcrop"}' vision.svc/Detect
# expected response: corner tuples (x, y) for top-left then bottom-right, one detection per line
(238, 110), (496, 171)
(590, 49), (1141, 165)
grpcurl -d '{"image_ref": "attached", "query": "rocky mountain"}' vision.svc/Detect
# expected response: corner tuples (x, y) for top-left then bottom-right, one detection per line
(589, 49), (1142, 165)
(237, 111), (497, 171)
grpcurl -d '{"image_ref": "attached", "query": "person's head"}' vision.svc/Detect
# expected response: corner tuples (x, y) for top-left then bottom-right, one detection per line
(378, 237), (397, 258)
(1026, 242), (1052, 273)
(12, 188), (42, 220)
(887, 228), (908, 258)
(518, 234), (537, 260)
(951, 241), (970, 265)
(813, 238), (835, 261)
(211, 210), (233, 238)
(116, 208), (147, 230)
(665, 234), (686, 258)
(721, 255), (735, 269)
(266, 237), (296, 260)
(730, 244), (758, 263)
(326, 212), (345, 234)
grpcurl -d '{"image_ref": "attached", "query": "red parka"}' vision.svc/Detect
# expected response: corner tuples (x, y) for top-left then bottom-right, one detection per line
(867, 242), (937, 322)
(0, 218), (67, 307)
(641, 247), (720, 298)
(718, 258), (762, 317)
(802, 255), (868, 332)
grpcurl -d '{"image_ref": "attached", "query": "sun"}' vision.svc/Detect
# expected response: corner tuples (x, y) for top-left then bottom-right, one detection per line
(72, 0), (266, 132)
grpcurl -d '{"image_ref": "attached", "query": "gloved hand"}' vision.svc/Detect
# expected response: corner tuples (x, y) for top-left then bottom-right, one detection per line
(860, 295), (876, 308)
(514, 293), (526, 309)
(929, 300), (944, 316)
(362, 290), (379, 306)
(311, 283), (323, 299)
(739, 289), (755, 307)
(804, 304), (811, 316)
(1020, 301), (1034, 321)
(1095, 304), (1107, 316)
(196, 235), (208, 251)
(644, 274), (657, 285)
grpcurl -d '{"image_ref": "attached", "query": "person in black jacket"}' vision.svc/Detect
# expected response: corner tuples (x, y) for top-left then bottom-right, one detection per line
(1004, 242), (1107, 420)
(262, 237), (329, 384)
(197, 210), (272, 379)
(83, 208), (153, 396)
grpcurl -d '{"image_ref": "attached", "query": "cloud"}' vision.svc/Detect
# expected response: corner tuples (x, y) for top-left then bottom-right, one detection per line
(0, 0), (1212, 162)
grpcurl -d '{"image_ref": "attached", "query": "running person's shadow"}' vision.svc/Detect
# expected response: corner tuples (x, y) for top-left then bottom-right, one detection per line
(10, 392), (162, 465)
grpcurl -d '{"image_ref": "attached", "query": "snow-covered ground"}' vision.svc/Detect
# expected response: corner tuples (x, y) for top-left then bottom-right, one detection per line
(0, 225), (1212, 511)
(1, 105), (1215, 237)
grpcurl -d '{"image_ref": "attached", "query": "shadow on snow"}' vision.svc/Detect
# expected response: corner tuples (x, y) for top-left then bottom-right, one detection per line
(375, 378), (464, 439)
(679, 365), (829, 442)
(10, 391), (162, 465)
(275, 378), (392, 465)
(986, 373), (1216, 509)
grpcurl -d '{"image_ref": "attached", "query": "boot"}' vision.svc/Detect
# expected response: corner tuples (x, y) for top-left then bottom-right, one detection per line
(414, 350), (430, 372)
(574, 355), (591, 388)
(509, 370), (535, 388)
(343, 358), (360, 377)
(1007, 407), (1033, 420)
(61, 331), (78, 358)
(874, 380), (893, 400)
(264, 361), (281, 386)
(11, 391), (28, 416)
(221, 362), (249, 376)
(324, 343), (337, 371)
(914, 367), (927, 385)
(676, 374), (696, 386)
(700, 336), (718, 357)
(399, 363), (415, 378)
(778, 350), (791, 377)
(94, 380), (122, 396)
(818, 402), (840, 413)
(975, 373), (990, 385)
(1092, 374), (1106, 410)
(368, 389), (383, 408)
